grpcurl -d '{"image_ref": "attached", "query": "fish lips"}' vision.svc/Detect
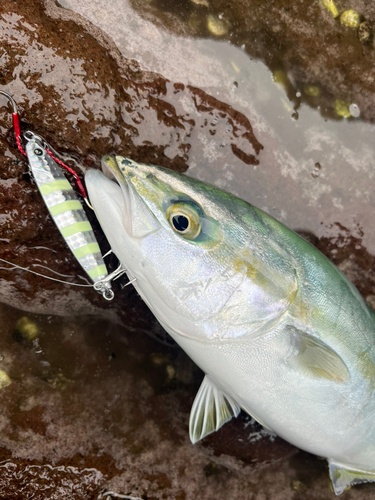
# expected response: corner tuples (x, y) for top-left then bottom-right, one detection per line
(86, 155), (160, 241)
(85, 167), (128, 247)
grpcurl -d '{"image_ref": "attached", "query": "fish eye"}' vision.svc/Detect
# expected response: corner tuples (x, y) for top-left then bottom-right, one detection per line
(166, 203), (201, 240)
(171, 214), (189, 232)
(34, 148), (43, 156)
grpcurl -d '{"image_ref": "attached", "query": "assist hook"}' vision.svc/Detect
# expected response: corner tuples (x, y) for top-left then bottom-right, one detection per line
(0, 89), (26, 156)
(0, 89), (91, 204)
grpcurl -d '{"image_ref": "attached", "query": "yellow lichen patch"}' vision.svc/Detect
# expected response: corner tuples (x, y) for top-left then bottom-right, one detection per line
(273, 70), (291, 91)
(207, 14), (230, 36)
(191, 0), (209, 7)
(340, 10), (360, 28)
(303, 85), (321, 97)
(319, 0), (339, 18)
(335, 100), (351, 118)
(357, 352), (375, 388)
(15, 316), (40, 341)
(0, 370), (11, 389)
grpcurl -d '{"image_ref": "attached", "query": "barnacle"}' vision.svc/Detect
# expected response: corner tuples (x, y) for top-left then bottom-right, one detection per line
(340, 10), (360, 28)
(335, 100), (351, 118)
(0, 370), (11, 389)
(358, 21), (373, 44)
(319, 0), (339, 18)
(207, 14), (230, 36)
(15, 316), (40, 341)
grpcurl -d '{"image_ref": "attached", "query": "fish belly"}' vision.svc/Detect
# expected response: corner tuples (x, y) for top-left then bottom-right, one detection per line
(171, 325), (375, 472)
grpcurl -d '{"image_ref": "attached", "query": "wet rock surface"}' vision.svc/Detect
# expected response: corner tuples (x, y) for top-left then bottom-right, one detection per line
(0, 0), (375, 498)
(0, 0), (262, 317)
(52, 0), (375, 265)
(2, 299), (375, 500)
(0, 302), (298, 499)
(129, 0), (375, 122)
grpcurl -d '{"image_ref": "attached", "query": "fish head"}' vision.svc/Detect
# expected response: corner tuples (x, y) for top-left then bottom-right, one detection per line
(85, 156), (298, 342)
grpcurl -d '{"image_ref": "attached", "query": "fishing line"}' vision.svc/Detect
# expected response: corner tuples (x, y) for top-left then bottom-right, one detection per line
(0, 257), (136, 295)
(98, 491), (144, 500)
(22, 130), (93, 208)
(31, 263), (91, 282)
(0, 257), (93, 287)
(0, 89), (132, 299)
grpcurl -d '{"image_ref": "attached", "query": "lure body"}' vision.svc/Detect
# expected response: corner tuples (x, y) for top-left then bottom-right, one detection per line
(26, 139), (109, 286)
(85, 156), (375, 495)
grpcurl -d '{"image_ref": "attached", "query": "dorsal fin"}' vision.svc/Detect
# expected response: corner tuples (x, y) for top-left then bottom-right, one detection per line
(329, 461), (375, 495)
(287, 327), (350, 382)
(189, 375), (240, 444)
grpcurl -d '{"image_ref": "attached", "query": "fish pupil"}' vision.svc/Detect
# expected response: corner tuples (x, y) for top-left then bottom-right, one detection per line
(172, 214), (189, 232)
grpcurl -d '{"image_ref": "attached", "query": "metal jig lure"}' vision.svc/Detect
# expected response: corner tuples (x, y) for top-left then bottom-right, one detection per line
(0, 89), (129, 300)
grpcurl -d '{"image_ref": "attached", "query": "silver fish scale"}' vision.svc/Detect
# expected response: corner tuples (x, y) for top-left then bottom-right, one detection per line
(44, 189), (77, 208)
(66, 231), (97, 250)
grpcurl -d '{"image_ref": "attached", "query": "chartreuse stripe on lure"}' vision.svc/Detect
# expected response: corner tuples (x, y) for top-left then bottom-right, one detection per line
(26, 140), (108, 284)
(86, 155), (375, 496)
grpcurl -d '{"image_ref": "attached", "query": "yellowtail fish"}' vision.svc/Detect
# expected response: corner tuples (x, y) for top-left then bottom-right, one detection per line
(25, 136), (113, 299)
(85, 155), (375, 495)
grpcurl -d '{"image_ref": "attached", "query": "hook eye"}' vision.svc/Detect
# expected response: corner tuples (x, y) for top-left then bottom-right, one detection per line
(24, 130), (50, 151)
(24, 130), (44, 142)
(24, 130), (35, 141)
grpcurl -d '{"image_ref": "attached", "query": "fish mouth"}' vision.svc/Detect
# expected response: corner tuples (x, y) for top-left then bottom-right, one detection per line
(100, 154), (132, 232)
(97, 155), (161, 239)
(101, 154), (123, 182)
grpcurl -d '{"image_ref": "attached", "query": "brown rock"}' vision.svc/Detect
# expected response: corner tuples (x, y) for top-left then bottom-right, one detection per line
(1, 0), (375, 498)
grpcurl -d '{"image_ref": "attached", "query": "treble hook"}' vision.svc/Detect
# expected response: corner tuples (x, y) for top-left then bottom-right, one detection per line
(0, 89), (26, 156)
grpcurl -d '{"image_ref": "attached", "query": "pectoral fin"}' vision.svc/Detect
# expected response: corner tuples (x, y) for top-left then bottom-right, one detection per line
(329, 461), (375, 495)
(288, 328), (350, 382)
(189, 375), (240, 444)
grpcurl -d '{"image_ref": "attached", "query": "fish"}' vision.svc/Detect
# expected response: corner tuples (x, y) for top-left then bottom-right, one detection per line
(25, 137), (113, 298)
(85, 155), (375, 495)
